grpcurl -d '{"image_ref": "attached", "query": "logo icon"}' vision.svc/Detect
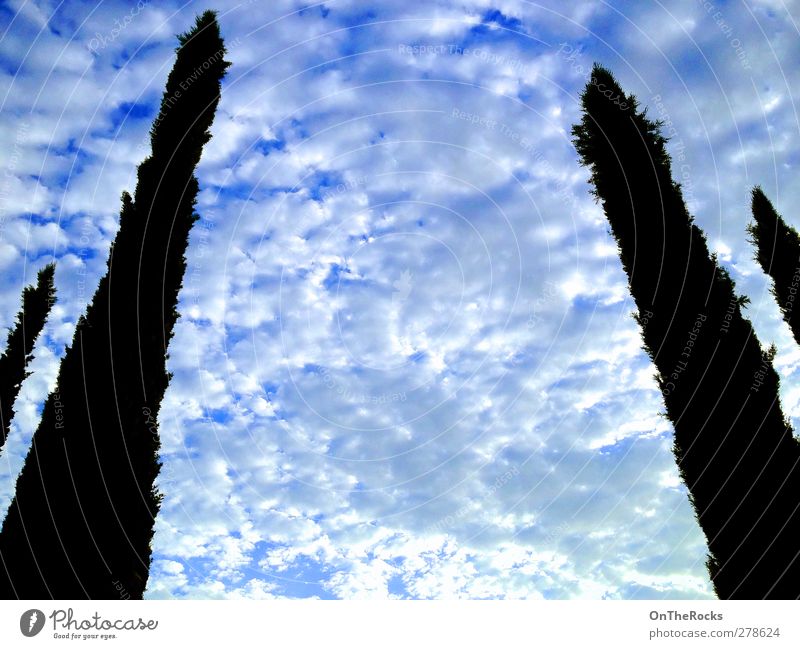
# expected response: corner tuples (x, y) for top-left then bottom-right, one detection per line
(392, 269), (413, 304)
(20, 609), (45, 637)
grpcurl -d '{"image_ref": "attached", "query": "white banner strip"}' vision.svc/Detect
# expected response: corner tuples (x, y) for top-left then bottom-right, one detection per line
(1, 600), (798, 648)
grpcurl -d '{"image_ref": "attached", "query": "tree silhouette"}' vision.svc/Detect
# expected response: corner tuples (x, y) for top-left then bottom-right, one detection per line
(0, 11), (229, 599)
(572, 64), (800, 598)
(0, 264), (55, 452)
(748, 187), (800, 346)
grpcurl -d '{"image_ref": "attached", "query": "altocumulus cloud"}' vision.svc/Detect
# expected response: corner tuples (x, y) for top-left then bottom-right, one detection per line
(1, 0), (798, 599)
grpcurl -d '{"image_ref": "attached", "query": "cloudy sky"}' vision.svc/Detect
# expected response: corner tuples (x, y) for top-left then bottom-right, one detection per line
(0, 0), (799, 599)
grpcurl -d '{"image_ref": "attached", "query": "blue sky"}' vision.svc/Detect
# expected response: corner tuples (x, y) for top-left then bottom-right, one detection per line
(0, 0), (798, 599)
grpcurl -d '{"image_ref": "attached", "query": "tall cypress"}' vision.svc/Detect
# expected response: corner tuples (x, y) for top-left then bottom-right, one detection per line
(572, 65), (800, 598)
(0, 264), (55, 451)
(0, 11), (229, 599)
(748, 187), (800, 345)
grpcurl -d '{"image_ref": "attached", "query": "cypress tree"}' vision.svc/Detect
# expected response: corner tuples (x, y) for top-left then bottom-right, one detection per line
(0, 264), (55, 451)
(748, 187), (800, 345)
(572, 64), (800, 598)
(0, 11), (229, 599)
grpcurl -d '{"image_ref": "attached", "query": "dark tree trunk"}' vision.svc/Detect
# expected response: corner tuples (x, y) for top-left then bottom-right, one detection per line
(0, 11), (229, 599)
(0, 263), (55, 451)
(748, 187), (800, 346)
(572, 64), (800, 599)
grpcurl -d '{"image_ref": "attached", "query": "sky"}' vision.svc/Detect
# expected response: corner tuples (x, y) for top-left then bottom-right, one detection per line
(0, 0), (798, 599)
